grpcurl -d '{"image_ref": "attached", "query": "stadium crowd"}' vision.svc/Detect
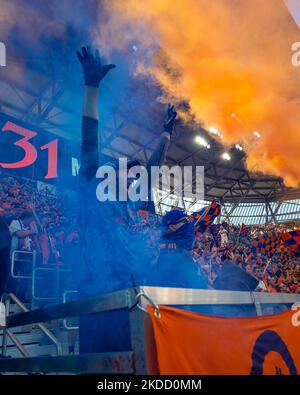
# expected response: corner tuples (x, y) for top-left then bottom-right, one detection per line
(0, 173), (79, 297)
(0, 172), (299, 298)
(192, 225), (300, 293)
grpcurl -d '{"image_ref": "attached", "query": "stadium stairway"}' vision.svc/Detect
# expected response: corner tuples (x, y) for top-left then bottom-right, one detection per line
(0, 298), (78, 362)
(1, 287), (299, 375)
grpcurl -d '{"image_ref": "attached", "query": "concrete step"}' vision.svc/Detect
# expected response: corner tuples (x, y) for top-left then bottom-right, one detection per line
(0, 332), (45, 347)
(0, 303), (78, 359)
(0, 326), (47, 335)
(3, 344), (57, 358)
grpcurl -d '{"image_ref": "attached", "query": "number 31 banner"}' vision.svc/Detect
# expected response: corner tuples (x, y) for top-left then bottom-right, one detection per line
(148, 305), (300, 375)
(0, 112), (78, 186)
(0, 119), (58, 178)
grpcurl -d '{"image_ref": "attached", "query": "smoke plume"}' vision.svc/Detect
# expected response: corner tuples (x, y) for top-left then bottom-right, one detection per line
(99, 0), (300, 187)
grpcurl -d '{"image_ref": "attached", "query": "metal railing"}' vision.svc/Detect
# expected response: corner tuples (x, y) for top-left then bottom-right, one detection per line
(10, 249), (74, 307)
(32, 266), (72, 302)
(62, 290), (79, 330)
(1, 293), (62, 357)
(11, 250), (36, 280)
(0, 287), (299, 374)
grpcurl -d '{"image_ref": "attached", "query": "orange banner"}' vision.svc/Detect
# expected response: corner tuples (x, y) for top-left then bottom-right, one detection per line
(148, 305), (300, 375)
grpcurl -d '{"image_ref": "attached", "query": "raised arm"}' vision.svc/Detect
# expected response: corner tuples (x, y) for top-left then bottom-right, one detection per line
(77, 46), (115, 181)
(146, 104), (177, 168)
(145, 104), (177, 211)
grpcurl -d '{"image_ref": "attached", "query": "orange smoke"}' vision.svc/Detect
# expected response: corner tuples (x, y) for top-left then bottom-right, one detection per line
(100, 0), (300, 187)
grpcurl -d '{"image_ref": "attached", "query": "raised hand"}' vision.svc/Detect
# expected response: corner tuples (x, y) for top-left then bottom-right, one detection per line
(164, 104), (177, 134)
(77, 46), (116, 88)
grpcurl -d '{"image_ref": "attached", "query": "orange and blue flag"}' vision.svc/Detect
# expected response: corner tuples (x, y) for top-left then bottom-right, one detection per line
(252, 229), (300, 260)
(281, 230), (300, 257)
(192, 199), (221, 236)
(251, 231), (282, 257)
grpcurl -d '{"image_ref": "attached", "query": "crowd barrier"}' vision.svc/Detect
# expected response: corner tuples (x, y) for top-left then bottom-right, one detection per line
(10, 250), (72, 307)
(0, 287), (299, 374)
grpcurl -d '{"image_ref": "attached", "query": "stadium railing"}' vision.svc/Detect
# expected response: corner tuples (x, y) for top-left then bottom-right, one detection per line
(0, 287), (299, 374)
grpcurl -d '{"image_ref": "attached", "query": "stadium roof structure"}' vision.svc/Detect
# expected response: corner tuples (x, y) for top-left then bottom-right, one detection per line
(0, 54), (300, 207)
(0, 0), (299, 227)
